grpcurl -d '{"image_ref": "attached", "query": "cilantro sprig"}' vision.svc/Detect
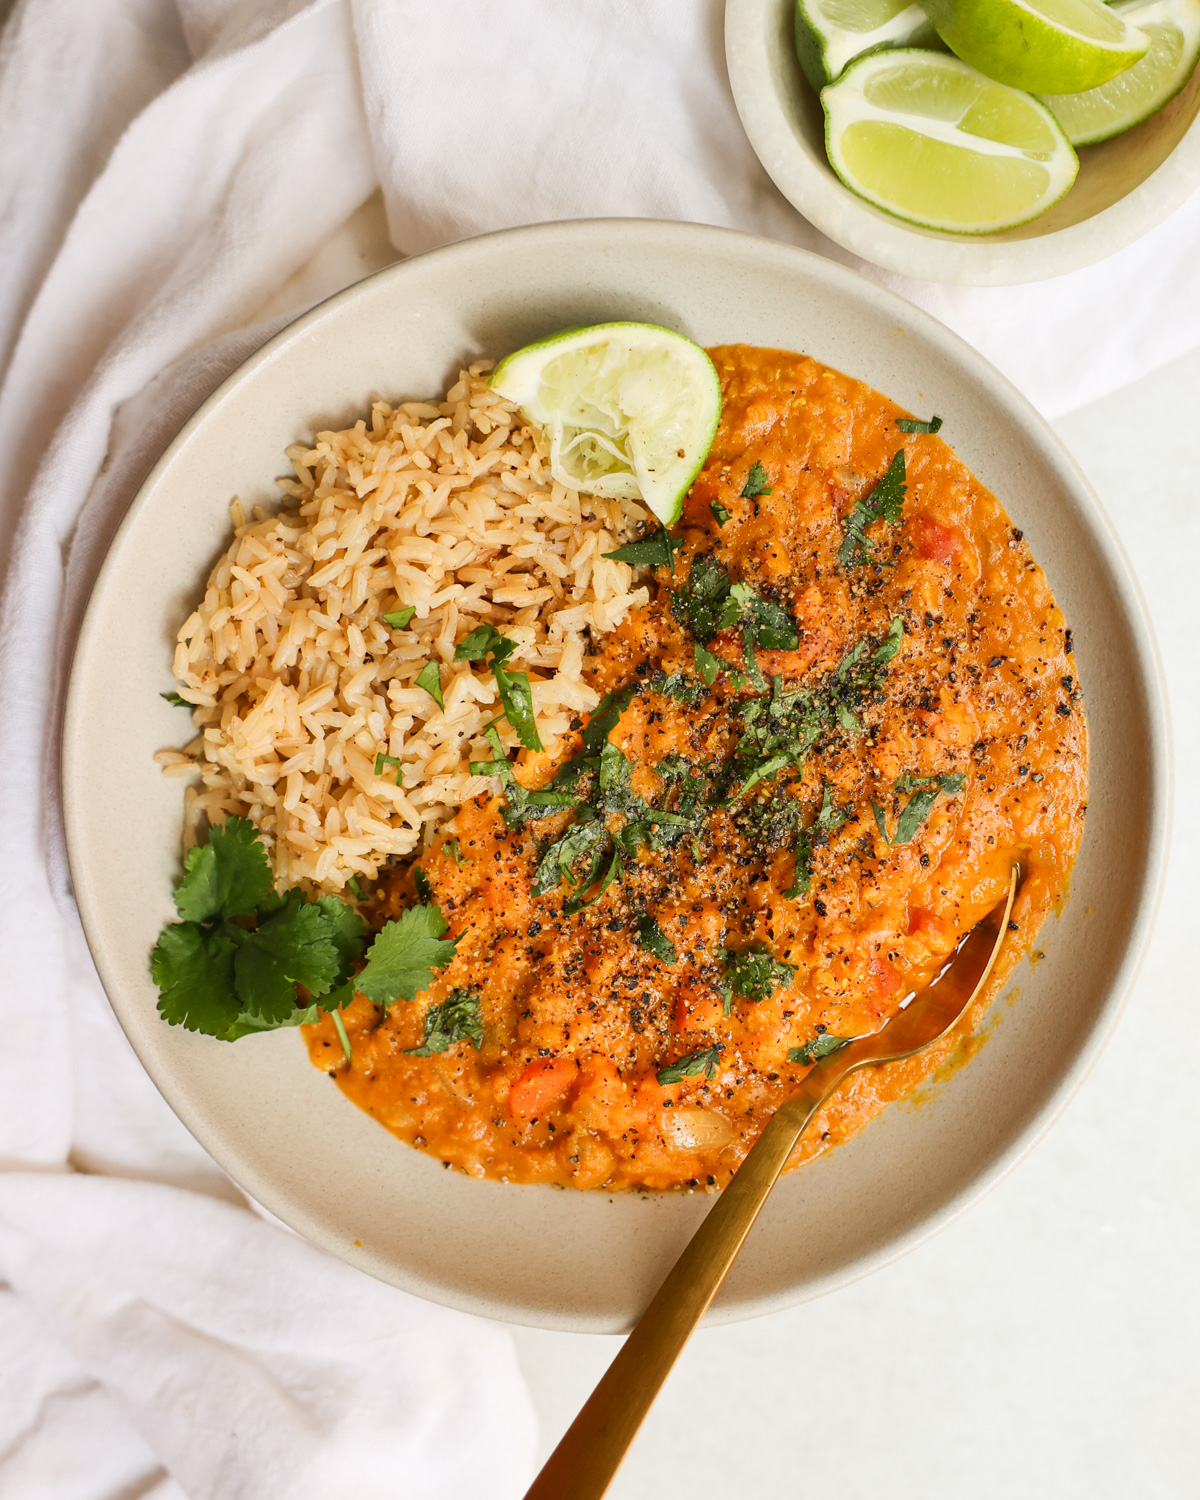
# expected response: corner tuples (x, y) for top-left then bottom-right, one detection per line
(741, 462), (772, 499)
(839, 449), (907, 567)
(151, 818), (457, 1044)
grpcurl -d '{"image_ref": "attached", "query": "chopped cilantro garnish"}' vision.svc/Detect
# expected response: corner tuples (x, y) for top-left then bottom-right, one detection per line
(873, 770), (966, 846)
(470, 725), (576, 828)
(741, 462), (772, 499)
(413, 866), (432, 901)
(649, 671), (707, 708)
(717, 945), (795, 1014)
(694, 642), (721, 687)
(784, 783), (850, 899)
(788, 1034), (850, 1065)
(374, 751), (403, 785)
(671, 555), (798, 654)
(455, 625), (543, 751)
(635, 913), (677, 964)
(161, 691), (191, 708)
(406, 988), (483, 1056)
(445, 836), (469, 867)
(347, 875), (365, 901)
(603, 530), (684, 571)
(415, 659), (444, 709)
(896, 415), (942, 434)
(710, 498), (730, 527)
(838, 449), (907, 567)
(383, 606), (416, 629)
(657, 1044), (723, 1085)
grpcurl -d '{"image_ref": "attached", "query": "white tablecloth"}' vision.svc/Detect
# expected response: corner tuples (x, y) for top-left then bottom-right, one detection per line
(2, 2), (1196, 1496)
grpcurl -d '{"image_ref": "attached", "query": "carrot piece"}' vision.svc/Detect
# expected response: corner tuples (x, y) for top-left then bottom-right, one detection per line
(509, 1056), (577, 1119)
(869, 954), (903, 998)
(912, 516), (962, 563)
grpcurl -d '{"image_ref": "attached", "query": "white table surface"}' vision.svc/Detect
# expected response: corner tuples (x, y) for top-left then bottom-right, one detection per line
(16, 194), (1196, 1496)
(512, 340), (1200, 1499)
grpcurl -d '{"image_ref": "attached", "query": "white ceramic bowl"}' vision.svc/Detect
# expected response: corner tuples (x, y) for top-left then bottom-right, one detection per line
(726, 0), (1200, 285)
(63, 220), (1169, 1332)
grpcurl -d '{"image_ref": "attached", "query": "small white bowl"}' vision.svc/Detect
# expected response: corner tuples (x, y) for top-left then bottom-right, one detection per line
(726, 0), (1200, 285)
(63, 220), (1169, 1331)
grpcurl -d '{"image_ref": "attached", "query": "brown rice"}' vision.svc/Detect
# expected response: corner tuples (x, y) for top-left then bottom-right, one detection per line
(155, 363), (649, 889)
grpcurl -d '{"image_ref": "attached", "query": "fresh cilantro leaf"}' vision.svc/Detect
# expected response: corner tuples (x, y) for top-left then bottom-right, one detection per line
(565, 844), (623, 915)
(730, 582), (799, 651)
(233, 888), (342, 1024)
(310, 894), (368, 976)
(353, 902), (459, 1007)
(896, 415), (942, 434)
(407, 988), (484, 1056)
(161, 691), (192, 708)
(694, 642), (721, 688)
(838, 449), (907, 567)
(717, 945), (795, 1013)
(741, 462), (772, 498)
(374, 751), (403, 784)
(455, 623), (516, 664)
(710, 498), (730, 527)
(416, 659), (444, 709)
(788, 1034), (850, 1065)
(383, 606), (416, 629)
(603, 530), (684, 570)
(173, 816), (274, 923)
(492, 657), (543, 752)
(742, 624), (767, 692)
(875, 771), (967, 845)
(657, 1044), (723, 1085)
(445, 836), (469, 867)
(223, 1001), (321, 1042)
(152, 922), (240, 1034)
(635, 913), (677, 964)
(578, 686), (637, 757)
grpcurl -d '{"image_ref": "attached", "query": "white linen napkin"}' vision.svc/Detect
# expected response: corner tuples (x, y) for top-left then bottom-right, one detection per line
(2, 1), (1197, 1496)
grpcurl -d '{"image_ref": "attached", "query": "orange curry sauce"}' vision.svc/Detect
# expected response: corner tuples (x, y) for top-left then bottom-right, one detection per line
(304, 346), (1087, 1191)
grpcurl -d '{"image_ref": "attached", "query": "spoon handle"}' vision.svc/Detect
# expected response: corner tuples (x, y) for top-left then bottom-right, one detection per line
(522, 1081), (826, 1500)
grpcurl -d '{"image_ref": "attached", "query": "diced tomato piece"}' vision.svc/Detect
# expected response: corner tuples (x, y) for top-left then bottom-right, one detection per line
(907, 906), (948, 942)
(912, 516), (962, 564)
(508, 1056), (577, 1119)
(869, 955), (902, 998)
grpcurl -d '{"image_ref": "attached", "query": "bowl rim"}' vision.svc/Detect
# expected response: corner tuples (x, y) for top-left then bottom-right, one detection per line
(725, 0), (1200, 286)
(62, 218), (1173, 1329)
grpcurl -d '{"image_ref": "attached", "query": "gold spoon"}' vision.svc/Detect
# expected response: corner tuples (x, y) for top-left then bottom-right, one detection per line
(523, 865), (1019, 1500)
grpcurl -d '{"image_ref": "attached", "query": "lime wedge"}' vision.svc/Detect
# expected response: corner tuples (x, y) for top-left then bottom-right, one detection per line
(923, 0), (1150, 92)
(489, 323), (721, 527)
(823, 49), (1079, 232)
(1039, 0), (1200, 143)
(794, 0), (941, 89)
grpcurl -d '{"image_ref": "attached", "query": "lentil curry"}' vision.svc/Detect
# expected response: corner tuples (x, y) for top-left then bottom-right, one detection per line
(304, 345), (1087, 1191)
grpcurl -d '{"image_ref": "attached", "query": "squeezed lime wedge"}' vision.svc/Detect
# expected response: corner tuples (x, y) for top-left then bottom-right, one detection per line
(794, 0), (940, 89)
(823, 48), (1079, 232)
(1039, 0), (1200, 143)
(923, 0), (1150, 93)
(489, 323), (721, 527)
